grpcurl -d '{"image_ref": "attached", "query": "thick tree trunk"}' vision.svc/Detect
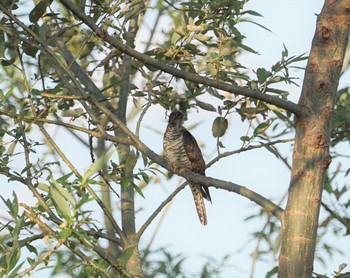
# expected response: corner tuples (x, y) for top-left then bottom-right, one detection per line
(278, 1), (350, 277)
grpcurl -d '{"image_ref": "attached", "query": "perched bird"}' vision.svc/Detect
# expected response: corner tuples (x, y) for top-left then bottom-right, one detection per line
(163, 111), (212, 225)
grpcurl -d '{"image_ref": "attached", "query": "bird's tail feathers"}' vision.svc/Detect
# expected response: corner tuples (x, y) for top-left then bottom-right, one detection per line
(190, 183), (208, 225)
(200, 184), (212, 203)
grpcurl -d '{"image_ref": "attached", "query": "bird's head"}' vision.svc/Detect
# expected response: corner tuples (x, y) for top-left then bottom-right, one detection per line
(168, 111), (185, 126)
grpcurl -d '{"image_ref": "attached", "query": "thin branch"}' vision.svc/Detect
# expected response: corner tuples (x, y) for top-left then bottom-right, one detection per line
(37, 123), (127, 243)
(57, 0), (305, 117)
(86, 230), (122, 246)
(137, 183), (187, 239)
(39, 123), (81, 178)
(22, 204), (122, 277)
(0, 110), (133, 145)
(19, 239), (64, 277)
(87, 96), (284, 219)
(19, 122), (62, 224)
(0, 1), (283, 233)
(207, 138), (294, 168)
(185, 172), (284, 219)
(41, 92), (86, 100)
(321, 201), (350, 232)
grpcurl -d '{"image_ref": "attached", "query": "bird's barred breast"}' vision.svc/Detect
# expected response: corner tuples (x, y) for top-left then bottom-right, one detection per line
(164, 131), (192, 169)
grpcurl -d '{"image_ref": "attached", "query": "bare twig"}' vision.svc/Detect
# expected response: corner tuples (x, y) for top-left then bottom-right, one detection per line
(207, 138), (294, 169)
(137, 183), (187, 239)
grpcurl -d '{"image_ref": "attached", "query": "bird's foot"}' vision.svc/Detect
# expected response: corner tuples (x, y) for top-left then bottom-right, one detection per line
(174, 167), (188, 174)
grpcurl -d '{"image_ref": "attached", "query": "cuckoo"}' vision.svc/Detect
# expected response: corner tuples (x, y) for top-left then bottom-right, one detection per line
(163, 111), (212, 225)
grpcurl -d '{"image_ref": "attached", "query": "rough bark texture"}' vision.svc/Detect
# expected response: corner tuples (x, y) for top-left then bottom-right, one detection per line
(278, 1), (350, 277)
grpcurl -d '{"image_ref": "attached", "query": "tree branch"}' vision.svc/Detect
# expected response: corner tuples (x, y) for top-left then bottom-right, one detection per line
(57, 0), (305, 117)
(137, 183), (187, 239)
(207, 138), (294, 168)
(87, 96), (284, 220)
(1, 0), (283, 227)
(0, 109), (134, 148)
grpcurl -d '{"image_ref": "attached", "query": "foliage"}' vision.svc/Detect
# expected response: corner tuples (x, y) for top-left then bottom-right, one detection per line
(142, 248), (231, 278)
(0, 0), (348, 277)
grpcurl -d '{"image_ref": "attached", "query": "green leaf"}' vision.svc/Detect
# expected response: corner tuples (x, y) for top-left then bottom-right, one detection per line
(282, 43), (288, 58)
(56, 172), (74, 183)
(171, 32), (181, 44)
(133, 183), (145, 199)
(22, 41), (38, 58)
(253, 121), (270, 136)
(0, 31), (5, 58)
(1, 192), (19, 219)
(7, 260), (24, 278)
(29, 0), (48, 23)
(6, 141), (17, 155)
(240, 136), (251, 142)
(26, 244), (38, 255)
(195, 99), (216, 112)
(193, 34), (212, 42)
(211, 117), (228, 138)
(266, 266), (278, 278)
(324, 179), (332, 193)
(256, 68), (271, 85)
(243, 10), (263, 17)
(263, 144), (279, 159)
(141, 153), (148, 167)
(51, 177), (75, 206)
(13, 214), (25, 241)
(60, 228), (73, 239)
(82, 150), (114, 185)
(50, 185), (72, 222)
(61, 108), (85, 118)
(207, 62), (217, 76)
(37, 183), (50, 192)
(6, 255), (24, 278)
(141, 172), (150, 184)
(1, 58), (16, 66)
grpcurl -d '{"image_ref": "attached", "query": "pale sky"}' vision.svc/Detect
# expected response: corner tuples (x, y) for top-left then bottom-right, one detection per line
(1, 1), (349, 277)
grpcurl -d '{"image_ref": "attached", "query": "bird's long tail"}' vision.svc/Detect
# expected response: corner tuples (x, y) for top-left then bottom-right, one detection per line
(189, 183), (208, 225)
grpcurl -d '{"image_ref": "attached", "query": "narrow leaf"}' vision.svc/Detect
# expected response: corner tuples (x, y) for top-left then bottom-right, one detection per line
(50, 186), (71, 222)
(254, 122), (270, 136)
(195, 99), (216, 112)
(51, 176), (75, 206)
(82, 150), (114, 184)
(133, 183), (145, 199)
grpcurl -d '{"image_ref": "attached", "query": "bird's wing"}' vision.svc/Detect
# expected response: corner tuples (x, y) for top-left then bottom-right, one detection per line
(183, 129), (211, 203)
(183, 129), (205, 173)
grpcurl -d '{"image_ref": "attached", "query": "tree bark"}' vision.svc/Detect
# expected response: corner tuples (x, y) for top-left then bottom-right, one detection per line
(116, 1), (144, 276)
(279, 1), (350, 277)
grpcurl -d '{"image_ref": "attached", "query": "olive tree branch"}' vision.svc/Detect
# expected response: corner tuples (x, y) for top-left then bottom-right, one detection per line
(0, 2), (283, 235)
(0, 8), (130, 243)
(58, 0), (305, 117)
(87, 96), (284, 221)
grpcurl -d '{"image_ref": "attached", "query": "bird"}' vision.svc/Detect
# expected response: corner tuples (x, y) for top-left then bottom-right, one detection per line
(163, 111), (212, 225)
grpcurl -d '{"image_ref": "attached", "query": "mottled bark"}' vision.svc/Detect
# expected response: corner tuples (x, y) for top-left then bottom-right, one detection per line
(279, 1), (350, 277)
